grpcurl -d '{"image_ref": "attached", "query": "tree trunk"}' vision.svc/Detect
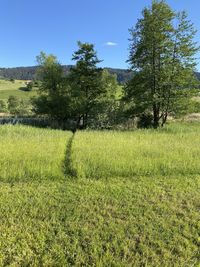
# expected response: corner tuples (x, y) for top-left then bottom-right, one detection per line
(84, 113), (88, 129)
(82, 113), (88, 129)
(153, 104), (159, 128)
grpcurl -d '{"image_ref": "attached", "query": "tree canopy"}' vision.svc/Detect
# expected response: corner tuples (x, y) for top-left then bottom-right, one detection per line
(124, 0), (199, 128)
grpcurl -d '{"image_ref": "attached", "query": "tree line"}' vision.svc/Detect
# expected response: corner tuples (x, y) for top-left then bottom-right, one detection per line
(0, 66), (133, 84)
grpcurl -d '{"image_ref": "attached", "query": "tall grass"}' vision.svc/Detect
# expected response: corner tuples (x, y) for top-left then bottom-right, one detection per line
(0, 125), (71, 182)
(72, 122), (200, 178)
(0, 123), (199, 266)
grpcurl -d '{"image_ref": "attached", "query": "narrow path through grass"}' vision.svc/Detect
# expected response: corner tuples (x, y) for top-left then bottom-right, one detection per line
(63, 132), (77, 178)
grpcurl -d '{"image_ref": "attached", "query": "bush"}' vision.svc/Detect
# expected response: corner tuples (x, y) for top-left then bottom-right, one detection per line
(0, 100), (7, 113)
(25, 82), (33, 91)
(7, 96), (19, 114)
(7, 96), (31, 116)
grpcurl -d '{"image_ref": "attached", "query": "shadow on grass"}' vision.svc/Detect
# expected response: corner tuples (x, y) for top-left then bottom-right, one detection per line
(18, 86), (32, 92)
(63, 133), (77, 178)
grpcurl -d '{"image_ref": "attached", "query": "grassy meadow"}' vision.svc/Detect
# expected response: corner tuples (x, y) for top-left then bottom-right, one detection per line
(0, 126), (70, 182)
(72, 123), (200, 178)
(0, 79), (37, 100)
(0, 123), (199, 266)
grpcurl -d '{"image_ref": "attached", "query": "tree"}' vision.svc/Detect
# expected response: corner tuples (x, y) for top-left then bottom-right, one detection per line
(32, 52), (72, 122)
(89, 69), (119, 128)
(69, 41), (104, 129)
(124, 0), (199, 128)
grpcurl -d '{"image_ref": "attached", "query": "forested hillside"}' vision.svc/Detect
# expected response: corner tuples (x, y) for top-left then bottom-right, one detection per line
(0, 65), (199, 84)
(0, 66), (133, 83)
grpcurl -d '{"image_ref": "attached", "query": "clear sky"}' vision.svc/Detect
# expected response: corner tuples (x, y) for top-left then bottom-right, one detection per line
(0, 0), (200, 70)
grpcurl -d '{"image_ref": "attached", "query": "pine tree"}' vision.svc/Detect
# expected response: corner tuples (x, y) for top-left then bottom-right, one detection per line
(69, 41), (104, 129)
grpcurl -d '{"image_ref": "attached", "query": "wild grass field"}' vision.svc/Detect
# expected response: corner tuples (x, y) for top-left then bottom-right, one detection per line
(72, 123), (200, 178)
(0, 80), (37, 100)
(0, 124), (199, 266)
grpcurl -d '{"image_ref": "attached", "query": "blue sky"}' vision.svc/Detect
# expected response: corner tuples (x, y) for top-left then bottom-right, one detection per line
(0, 0), (200, 70)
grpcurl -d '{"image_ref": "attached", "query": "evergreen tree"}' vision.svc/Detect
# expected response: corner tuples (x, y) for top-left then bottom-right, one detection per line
(125, 0), (199, 128)
(69, 41), (104, 129)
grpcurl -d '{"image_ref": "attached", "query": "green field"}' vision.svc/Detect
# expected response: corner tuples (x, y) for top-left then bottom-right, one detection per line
(0, 124), (199, 266)
(0, 80), (37, 100)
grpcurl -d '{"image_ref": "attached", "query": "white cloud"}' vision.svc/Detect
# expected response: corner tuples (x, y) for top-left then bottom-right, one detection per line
(105, 41), (118, 46)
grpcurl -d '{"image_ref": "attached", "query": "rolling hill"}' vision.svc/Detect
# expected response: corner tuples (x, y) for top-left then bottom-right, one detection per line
(0, 66), (199, 84)
(0, 66), (133, 84)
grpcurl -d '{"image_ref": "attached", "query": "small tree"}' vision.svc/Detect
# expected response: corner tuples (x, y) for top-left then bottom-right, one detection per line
(125, 0), (199, 128)
(69, 41), (104, 129)
(7, 96), (20, 114)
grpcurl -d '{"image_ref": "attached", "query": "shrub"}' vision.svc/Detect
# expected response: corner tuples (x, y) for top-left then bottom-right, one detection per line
(0, 100), (7, 113)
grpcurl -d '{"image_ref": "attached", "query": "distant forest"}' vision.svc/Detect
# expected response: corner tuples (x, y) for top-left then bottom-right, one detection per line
(0, 66), (134, 84)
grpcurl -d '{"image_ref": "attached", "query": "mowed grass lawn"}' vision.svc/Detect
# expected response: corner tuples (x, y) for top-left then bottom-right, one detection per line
(0, 80), (37, 100)
(0, 124), (199, 266)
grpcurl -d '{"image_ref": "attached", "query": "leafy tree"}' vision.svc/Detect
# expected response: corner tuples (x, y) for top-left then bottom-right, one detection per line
(89, 69), (119, 128)
(69, 41), (104, 129)
(125, 0), (199, 128)
(32, 52), (72, 121)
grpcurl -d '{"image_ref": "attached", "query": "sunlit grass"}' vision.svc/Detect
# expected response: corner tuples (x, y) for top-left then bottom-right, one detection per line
(72, 122), (200, 178)
(0, 125), (71, 182)
(0, 79), (37, 100)
(0, 177), (199, 266)
(0, 123), (199, 266)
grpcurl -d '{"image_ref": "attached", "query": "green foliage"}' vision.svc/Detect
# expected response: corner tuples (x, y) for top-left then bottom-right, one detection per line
(69, 41), (105, 128)
(7, 96), (31, 116)
(89, 69), (119, 128)
(125, 0), (200, 128)
(172, 90), (200, 117)
(32, 52), (72, 121)
(26, 82), (33, 91)
(33, 48), (119, 127)
(36, 52), (63, 93)
(7, 95), (20, 114)
(0, 65), (136, 84)
(0, 99), (7, 112)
